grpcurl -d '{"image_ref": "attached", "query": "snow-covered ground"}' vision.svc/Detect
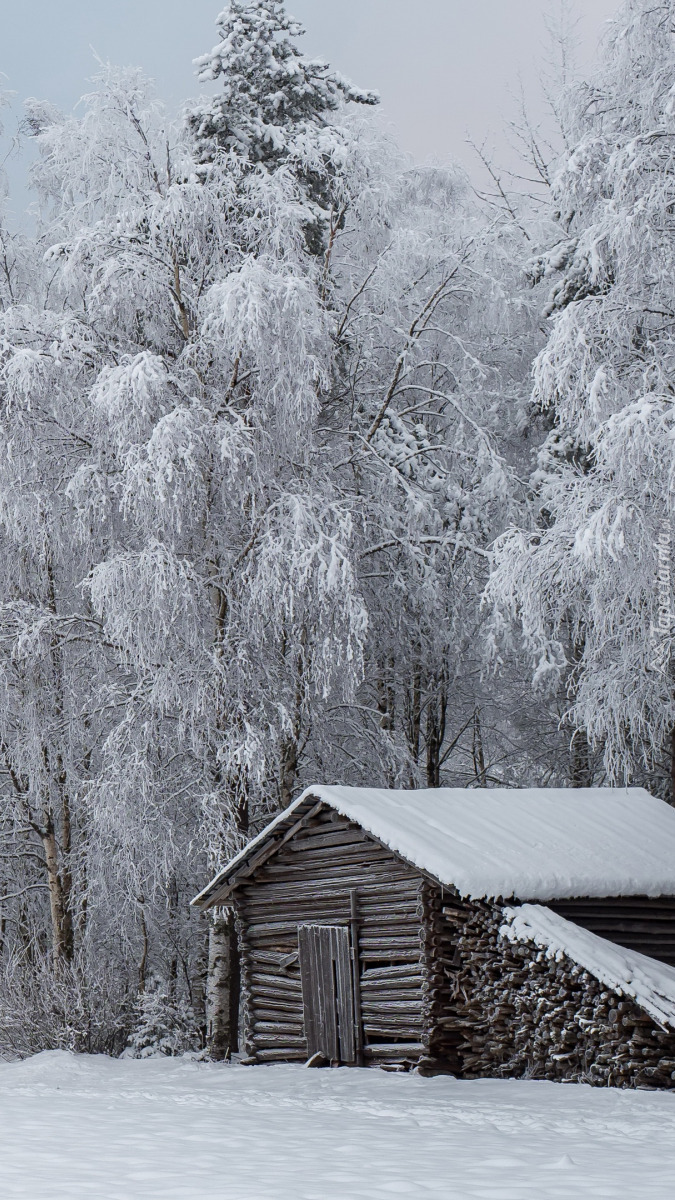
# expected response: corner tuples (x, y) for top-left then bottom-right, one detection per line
(0, 1052), (673, 1199)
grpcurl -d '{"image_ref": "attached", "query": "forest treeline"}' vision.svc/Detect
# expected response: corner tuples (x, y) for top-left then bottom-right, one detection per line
(0, 0), (672, 1055)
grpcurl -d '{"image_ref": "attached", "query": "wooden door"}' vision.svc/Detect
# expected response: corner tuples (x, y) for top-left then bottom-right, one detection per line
(298, 925), (356, 1064)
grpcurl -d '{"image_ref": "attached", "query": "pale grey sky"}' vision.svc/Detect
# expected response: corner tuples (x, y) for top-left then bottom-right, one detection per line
(1, 0), (620, 206)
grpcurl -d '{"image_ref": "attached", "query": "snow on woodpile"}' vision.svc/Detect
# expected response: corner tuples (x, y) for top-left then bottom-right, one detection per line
(291, 784), (675, 902)
(502, 903), (675, 1032)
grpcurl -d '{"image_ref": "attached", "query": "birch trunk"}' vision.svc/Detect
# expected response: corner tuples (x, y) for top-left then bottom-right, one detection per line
(206, 909), (240, 1060)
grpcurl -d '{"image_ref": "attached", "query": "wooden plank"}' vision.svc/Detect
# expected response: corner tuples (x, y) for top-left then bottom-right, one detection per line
(255, 1048), (308, 1062)
(251, 950), (301, 968)
(252, 1034), (307, 1049)
(253, 1021), (304, 1033)
(363, 1027), (424, 1040)
(358, 949), (422, 963)
(362, 964), (425, 982)
(248, 973), (302, 991)
(363, 997), (425, 1013)
(362, 1014), (424, 1028)
(298, 925), (319, 1057)
(363, 1043), (424, 1058)
(358, 937), (423, 951)
(286, 830), (371, 851)
(254, 1008), (305, 1023)
(361, 977), (424, 992)
(358, 919), (421, 931)
(247, 928), (305, 942)
(203, 799), (325, 905)
(350, 889), (364, 1067)
(249, 986), (303, 1006)
(361, 990), (424, 1004)
(319, 926), (340, 1062)
(333, 925), (356, 1064)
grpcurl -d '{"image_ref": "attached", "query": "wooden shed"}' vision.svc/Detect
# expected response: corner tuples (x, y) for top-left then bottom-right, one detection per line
(192, 785), (675, 1086)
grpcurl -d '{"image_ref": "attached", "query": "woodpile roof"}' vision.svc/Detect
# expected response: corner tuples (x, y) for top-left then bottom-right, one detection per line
(501, 903), (675, 1032)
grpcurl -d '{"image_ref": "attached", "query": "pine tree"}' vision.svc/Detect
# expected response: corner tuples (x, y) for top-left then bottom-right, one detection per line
(188, 1), (378, 251)
(190, 0), (378, 168)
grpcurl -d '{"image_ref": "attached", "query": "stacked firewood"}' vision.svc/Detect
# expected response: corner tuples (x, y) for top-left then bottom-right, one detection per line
(439, 900), (675, 1089)
(415, 886), (463, 1075)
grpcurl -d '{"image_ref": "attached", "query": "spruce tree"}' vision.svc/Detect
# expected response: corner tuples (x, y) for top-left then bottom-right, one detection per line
(188, 1), (378, 250)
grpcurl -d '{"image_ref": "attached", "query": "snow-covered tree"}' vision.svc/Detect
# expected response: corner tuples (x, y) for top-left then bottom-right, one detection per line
(0, 73), (213, 1045)
(0, 1), (570, 1060)
(188, 0), (378, 253)
(487, 0), (675, 796)
(0, 102), (112, 981)
(189, 1), (378, 169)
(127, 975), (201, 1057)
(310, 149), (542, 791)
(18, 36), (379, 1054)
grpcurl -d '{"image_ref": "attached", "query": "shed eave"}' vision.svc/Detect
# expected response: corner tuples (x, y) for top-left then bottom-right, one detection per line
(190, 790), (448, 908)
(190, 794), (315, 909)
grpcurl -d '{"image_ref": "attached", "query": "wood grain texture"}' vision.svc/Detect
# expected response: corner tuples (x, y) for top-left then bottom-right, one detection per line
(236, 807), (428, 1067)
(548, 898), (675, 967)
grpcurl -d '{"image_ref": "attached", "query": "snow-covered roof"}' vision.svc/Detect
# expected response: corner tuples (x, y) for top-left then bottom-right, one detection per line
(193, 784), (675, 907)
(502, 903), (675, 1031)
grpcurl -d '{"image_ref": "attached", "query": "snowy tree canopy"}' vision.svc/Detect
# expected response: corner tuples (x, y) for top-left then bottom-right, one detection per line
(0, 0), (674, 1057)
(487, 0), (675, 791)
(188, 1), (379, 252)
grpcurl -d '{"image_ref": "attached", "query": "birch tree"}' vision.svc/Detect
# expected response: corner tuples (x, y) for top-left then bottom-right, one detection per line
(0, 1), (568, 1057)
(487, 0), (675, 796)
(21, 1), (381, 1053)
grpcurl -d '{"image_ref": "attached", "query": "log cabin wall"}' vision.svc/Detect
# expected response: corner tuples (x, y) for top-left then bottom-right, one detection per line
(547, 898), (675, 967)
(235, 805), (432, 1067)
